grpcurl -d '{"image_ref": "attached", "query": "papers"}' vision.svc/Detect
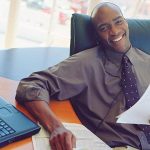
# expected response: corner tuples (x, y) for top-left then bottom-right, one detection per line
(117, 84), (150, 125)
(32, 123), (112, 150)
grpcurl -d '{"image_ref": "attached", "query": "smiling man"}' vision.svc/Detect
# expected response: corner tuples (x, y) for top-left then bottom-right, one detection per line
(16, 2), (150, 150)
(91, 3), (131, 53)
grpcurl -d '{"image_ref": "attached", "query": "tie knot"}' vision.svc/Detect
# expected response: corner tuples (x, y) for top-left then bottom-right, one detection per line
(122, 55), (129, 62)
(122, 55), (131, 66)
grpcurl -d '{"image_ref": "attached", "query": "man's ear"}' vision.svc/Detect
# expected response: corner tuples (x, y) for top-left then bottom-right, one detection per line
(95, 32), (101, 46)
(91, 20), (102, 46)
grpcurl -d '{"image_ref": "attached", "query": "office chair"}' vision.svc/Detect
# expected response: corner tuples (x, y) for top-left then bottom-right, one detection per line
(70, 13), (150, 55)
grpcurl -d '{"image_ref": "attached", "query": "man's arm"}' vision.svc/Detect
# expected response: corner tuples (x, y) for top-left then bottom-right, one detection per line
(16, 56), (86, 149)
(23, 100), (76, 150)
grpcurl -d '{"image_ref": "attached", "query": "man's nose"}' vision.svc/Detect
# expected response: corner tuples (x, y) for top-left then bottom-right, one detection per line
(110, 25), (119, 35)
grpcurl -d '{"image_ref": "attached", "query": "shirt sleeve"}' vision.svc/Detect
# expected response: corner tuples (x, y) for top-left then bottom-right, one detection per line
(16, 55), (87, 103)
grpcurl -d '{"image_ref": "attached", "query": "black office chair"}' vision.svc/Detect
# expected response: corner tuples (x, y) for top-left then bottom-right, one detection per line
(70, 13), (150, 55)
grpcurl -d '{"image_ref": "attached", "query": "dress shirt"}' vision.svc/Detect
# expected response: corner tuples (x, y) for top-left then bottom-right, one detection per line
(16, 46), (150, 149)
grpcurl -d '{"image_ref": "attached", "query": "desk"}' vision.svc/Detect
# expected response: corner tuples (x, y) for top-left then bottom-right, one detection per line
(0, 77), (80, 150)
(0, 47), (80, 149)
(0, 47), (69, 80)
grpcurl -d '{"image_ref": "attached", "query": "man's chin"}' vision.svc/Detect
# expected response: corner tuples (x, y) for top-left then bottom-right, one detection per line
(104, 43), (130, 53)
(109, 41), (131, 53)
(111, 45), (130, 53)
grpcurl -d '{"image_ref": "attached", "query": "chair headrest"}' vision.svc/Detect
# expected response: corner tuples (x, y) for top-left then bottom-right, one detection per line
(70, 13), (150, 55)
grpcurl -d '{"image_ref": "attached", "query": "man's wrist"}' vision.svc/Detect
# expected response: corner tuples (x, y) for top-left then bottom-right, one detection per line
(46, 119), (64, 133)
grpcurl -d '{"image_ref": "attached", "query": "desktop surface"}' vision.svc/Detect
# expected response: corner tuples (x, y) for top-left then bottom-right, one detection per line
(0, 47), (69, 80)
(0, 76), (80, 150)
(0, 47), (79, 149)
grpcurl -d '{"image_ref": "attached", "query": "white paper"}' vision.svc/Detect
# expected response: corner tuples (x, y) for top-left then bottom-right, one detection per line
(32, 123), (112, 150)
(117, 84), (150, 125)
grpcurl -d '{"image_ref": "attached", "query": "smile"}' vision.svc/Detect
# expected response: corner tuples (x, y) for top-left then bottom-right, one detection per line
(112, 36), (123, 42)
(111, 33), (126, 43)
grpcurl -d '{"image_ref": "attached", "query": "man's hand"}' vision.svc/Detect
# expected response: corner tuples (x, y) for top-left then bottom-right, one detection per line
(50, 126), (76, 150)
(23, 101), (76, 150)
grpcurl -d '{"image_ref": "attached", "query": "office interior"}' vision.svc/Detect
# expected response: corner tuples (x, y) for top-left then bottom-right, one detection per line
(0, 0), (150, 149)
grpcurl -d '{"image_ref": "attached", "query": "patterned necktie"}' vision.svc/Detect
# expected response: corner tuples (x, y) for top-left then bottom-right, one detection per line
(121, 55), (150, 143)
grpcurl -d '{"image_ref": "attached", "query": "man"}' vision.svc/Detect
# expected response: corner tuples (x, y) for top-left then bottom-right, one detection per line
(16, 2), (150, 150)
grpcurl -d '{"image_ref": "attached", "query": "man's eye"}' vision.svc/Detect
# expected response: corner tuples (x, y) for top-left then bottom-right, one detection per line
(116, 19), (124, 25)
(98, 26), (109, 32)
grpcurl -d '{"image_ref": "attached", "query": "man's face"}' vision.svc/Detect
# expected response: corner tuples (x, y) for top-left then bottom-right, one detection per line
(93, 6), (131, 53)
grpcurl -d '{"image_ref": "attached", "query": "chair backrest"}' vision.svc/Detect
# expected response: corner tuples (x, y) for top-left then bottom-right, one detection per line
(70, 13), (150, 55)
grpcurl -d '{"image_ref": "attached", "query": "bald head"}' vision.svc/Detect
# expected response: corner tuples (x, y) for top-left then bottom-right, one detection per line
(91, 2), (123, 19)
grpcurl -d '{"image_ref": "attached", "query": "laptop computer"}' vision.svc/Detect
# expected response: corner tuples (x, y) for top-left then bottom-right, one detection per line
(0, 96), (41, 147)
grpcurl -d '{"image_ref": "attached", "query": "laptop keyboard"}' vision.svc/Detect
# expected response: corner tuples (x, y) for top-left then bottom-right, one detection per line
(0, 119), (16, 137)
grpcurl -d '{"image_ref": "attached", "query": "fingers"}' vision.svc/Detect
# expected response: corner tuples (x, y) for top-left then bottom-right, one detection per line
(50, 138), (57, 150)
(56, 133), (66, 150)
(63, 131), (76, 150)
(54, 135), (64, 150)
(49, 127), (76, 150)
(64, 132), (73, 150)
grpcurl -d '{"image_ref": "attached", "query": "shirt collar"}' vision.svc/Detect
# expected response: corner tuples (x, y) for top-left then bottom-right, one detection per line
(104, 47), (124, 66)
(103, 46), (133, 77)
(125, 46), (137, 64)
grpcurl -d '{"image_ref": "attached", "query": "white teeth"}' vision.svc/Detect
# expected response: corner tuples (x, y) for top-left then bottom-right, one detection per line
(112, 36), (123, 42)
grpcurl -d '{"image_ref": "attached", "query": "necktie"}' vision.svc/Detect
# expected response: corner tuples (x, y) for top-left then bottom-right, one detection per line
(121, 55), (150, 143)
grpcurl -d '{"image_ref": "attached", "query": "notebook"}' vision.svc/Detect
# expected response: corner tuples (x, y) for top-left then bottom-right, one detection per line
(0, 96), (41, 147)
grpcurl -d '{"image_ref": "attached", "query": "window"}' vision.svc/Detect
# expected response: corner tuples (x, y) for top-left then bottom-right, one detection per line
(0, 0), (88, 49)
(0, 0), (150, 49)
(0, 0), (10, 48)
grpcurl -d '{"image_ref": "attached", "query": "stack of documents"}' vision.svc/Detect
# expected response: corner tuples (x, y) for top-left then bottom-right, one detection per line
(32, 123), (112, 150)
